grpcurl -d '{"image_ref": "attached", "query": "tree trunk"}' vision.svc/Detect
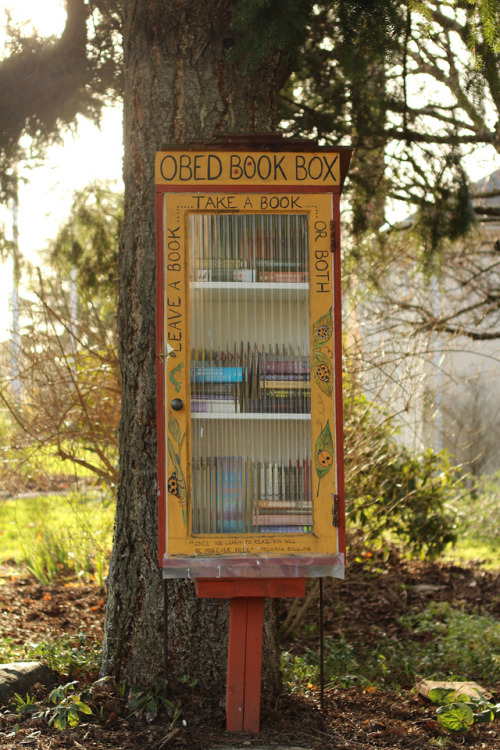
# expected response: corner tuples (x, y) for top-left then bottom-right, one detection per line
(101, 0), (286, 694)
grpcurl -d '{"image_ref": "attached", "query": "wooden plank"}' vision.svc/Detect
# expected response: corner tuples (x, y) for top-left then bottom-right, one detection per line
(243, 597), (264, 732)
(195, 577), (306, 599)
(226, 597), (248, 732)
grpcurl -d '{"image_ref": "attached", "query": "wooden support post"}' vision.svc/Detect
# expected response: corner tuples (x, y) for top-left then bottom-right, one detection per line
(195, 577), (306, 734)
(226, 596), (264, 732)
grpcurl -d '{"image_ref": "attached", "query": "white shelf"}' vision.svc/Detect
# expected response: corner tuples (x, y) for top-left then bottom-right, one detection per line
(190, 281), (309, 292)
(191, 413), (310, 421)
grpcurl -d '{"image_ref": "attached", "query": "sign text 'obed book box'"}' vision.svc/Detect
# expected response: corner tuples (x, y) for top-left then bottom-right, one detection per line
(155, 138), (351, 580)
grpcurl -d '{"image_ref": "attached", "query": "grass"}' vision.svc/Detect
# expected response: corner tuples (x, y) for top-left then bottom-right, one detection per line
(444, 471), (500, 570)
(445, 537), (500, 571)
(0, 491), (115, 584)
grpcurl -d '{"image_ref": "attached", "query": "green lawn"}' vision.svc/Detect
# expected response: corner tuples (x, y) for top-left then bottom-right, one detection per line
(0, 491), (115, 584)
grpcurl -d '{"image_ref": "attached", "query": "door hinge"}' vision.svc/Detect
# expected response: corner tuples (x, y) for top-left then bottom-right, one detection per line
(330, 220), (336, 254)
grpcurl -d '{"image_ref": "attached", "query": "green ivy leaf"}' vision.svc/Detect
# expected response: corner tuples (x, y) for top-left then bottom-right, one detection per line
(429, 687), (457, 705)
(474, 708), (495, 723)
(437, 702), (474, 733)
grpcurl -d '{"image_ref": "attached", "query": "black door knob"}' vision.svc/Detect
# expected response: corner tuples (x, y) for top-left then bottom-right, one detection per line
(171, 398), (184, 411)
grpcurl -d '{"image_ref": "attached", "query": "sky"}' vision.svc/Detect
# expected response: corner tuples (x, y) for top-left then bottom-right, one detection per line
(0, 0), (123, 341)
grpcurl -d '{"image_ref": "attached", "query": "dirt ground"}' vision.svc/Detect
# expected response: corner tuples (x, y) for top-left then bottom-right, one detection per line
(0, 554), (499, 749)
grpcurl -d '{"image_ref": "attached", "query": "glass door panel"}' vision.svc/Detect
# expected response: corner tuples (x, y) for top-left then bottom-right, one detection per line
(188, 214), (312, 534)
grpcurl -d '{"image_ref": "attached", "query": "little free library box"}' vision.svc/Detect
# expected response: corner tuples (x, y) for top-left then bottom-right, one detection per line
(155, 139), (351, 581)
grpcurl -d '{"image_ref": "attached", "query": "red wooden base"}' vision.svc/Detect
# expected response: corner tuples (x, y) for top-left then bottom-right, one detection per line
(195, 577), (306, 733)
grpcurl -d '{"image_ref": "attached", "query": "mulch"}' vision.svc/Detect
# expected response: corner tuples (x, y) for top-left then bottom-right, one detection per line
(0, 553), (499, 749)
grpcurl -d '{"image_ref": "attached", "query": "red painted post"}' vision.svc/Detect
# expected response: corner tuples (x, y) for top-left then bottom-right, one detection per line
(226, 597), (249, 731)
(242, 597), (264, 732)
(195, 578), (306, 733)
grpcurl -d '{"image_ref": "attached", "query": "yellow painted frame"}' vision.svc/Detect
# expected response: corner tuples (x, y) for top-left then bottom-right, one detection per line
(161, 192), (338, 559)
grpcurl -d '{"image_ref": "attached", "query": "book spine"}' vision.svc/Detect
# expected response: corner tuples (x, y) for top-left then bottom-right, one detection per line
(258, 526), (312, 533)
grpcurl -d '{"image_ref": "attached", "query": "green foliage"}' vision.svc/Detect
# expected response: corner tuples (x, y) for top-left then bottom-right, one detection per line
(0, 491), (115, 584)
(127, 681), (181, 725)
(1, 628), (102, 677)
(46, 682), (93, 730)
(14, 682), (92, 731)
(283, 602), (500, 694)
(401, 601), (500, 682)
(335, 0), (406, 55)
(429, 686), (500, 734)
(413, 155), (477, 261)
(449, 472), (500, 569)
(0, 4), (122, 201)
(458, 471), (500, 544)
(467, 0), (500, 55)
(282, 631), (417, 692)
(30, 631), (102, 678)
(344, 391), (459, 559)
(229, 0), (315, 73)
(47, 181), (122, 304)
(13, 692), (39, 716)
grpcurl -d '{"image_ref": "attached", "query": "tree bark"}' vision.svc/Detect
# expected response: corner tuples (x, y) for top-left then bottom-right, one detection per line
(102, 0), (285, 693)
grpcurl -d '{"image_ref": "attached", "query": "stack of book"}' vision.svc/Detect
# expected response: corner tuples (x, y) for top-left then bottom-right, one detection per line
(194, 260), (307, 283)
(190, 346), (310, 415)
(253, 459), (312, 532)
(190, 360), (241, 413)
(191, 456), (312, 534)
(253, 353), (310, 414)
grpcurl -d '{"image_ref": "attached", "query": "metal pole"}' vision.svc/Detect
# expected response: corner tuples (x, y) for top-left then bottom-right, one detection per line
(163, 578), (169, 681)
(319, 577), (324, 711)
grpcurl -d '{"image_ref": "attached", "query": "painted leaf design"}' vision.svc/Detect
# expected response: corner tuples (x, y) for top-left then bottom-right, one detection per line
(315, 420), (334, 480)
(167, 438), (186, 520)
(169, 362), (184, 393)
(167, 437), (182, 476)
(313, 349), (333, 398)
(168, 413), (182, 445)
(312, 307), (333, 348)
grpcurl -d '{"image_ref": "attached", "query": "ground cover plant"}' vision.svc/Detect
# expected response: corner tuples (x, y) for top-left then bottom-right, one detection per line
(0, 548), (499, 749)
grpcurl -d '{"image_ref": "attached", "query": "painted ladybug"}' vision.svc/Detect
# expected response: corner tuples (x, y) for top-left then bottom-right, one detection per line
(316, 363), (331, 382)
(168, 472), (180, 497)
(315, 324), (330, 340)
(317, 450), (333, 467)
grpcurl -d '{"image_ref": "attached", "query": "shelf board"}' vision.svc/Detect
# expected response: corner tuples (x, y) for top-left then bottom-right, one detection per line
(191, 413), (310, 420)
(190, 281), (309, 292)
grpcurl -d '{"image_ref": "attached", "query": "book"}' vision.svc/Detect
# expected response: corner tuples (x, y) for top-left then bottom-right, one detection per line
(191, 366), (243, 383)
(263, 380), (310, 389)
(259, 270), (308, 283)
(235, 268), (256, 282)
(191, 399), (236, 413)
(246, 397), (310, 413)
(253, 513), (312, 525)
(255, 500), (312, 510)
(261, 359), (309, 377)
(258, 526), (312, 533)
